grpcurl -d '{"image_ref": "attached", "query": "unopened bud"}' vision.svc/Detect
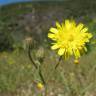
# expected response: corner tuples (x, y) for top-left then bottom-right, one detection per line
(36, 46), (45, 62)
(74, 59), (79, 64)
(37, 82), (44, 90)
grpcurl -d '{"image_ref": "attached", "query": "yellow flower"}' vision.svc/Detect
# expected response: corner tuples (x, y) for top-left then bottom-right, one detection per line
(37, 82), (44, 90)
(48, 19), (92, 59)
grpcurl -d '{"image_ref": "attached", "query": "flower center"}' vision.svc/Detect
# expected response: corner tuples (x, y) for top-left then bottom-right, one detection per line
(68, 34), (74, 42)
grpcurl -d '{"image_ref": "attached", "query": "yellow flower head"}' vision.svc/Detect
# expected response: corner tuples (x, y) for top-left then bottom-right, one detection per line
(48, 19), (92, 59)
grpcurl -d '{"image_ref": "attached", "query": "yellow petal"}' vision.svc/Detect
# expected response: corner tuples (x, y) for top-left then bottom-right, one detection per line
(58, 48), (65, 56)
(68, 48), (73, 55)
(84, 47), (87, 52)
(81, 27), (88, 33)
(63, 50), (69, 59)
(71, 21), (76, 28)
(74, 49), (80, 59)
(76, 23), (84, 31)
(49, 28), (58, 33)
(56, 21), (61, 28)
(51, 44), (59, 50)
(87, 33), (93, 38)
(48, 33), (55, 38)
(65, 19), (71, 29)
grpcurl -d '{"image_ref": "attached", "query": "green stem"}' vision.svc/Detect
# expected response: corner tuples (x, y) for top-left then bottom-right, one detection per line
(39, 66), (46, 85)
(28, 44), (38, 69)
(55, 56), (62, 69)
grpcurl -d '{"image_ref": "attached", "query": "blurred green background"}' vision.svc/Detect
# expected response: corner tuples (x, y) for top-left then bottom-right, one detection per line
(0, 0), (96, 96)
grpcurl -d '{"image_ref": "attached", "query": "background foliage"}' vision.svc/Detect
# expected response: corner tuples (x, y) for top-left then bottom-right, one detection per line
(0, 0), (96, 96)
